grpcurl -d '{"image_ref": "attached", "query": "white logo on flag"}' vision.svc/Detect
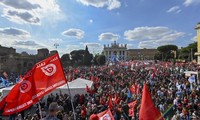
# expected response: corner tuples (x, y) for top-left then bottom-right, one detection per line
(41, 64), (56, 76)
(20, 80), (32, 93)
(100, 114), (111, 120)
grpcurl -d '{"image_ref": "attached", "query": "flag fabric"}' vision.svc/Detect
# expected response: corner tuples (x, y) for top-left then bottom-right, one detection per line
(86, 85), (95, 94)
(188, 75), (196, 83)
(139, 84), (163, 120)
(130, 85), (136, 94)
(127, 89), (132, 98)
(130, 84), (140, 95)
(128, 100), (137, 117)
(97, 109), (114, 120)
(0, 96), (7, 110)
(114, 93), (120, 104)
(1, 53), (67, 115)
(108, 96), (113, 109)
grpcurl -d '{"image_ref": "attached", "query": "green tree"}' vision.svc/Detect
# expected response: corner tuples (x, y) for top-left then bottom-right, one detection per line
(61, 53), (70, 61)
(179, 42), (197, 61)
(157, 45), (178, 61)
(61, 53), (70, 66)
(83, 45), (93, 66)
(96, 55), (106, 65)
(70, 50), (85, 65)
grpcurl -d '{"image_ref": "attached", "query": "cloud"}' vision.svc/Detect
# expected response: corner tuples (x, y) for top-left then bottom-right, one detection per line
(80, 42), (100, 47)
(167, 6), (181, 13)
(77, 0), (121, 10)
(13, 40), (40, 46)
(138, 40), (157, 48)
(89, 19), (93, 23)
(184, 0), (200, 6)
(62, 28), (85, 39)
(191, 36), (197, 41)
(65, 44), (83, 53)
(12, 40), (44, 54)
(12, 40), (44, 50)
(0, 0), (65, 25)
(80, 42), (103, 54)
(124, 26), (185, 48)
(124, 26), (184, 41)
(0, 27), (30, 38)
(2, 9), (40, 25)
(99, 32), (119, 41)
(127, 44), (136, 49)
(0, 0), (41, 10)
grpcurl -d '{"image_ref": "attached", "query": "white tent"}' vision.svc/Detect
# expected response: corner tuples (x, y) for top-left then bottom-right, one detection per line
(51, 78), (93, 97)
(0, 78), (93, 99)
(0, 85), (14, 99)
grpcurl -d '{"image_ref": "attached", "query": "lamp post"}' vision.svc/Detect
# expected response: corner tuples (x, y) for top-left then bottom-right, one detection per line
(54, 43), (59, 49)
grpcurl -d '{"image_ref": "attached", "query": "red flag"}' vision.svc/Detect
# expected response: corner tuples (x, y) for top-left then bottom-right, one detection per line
(0, 96), (7, 110)
(108, 96), (113, 109)
(128, 100), (137, 117)
(130, 85), (136, 94)
(130, 84), (140, 95)
(2, 53), (67, 115)
(139, 84), (163, 120)
(114, 94), (120, 104)
(151, 73), (155, 79)
(86, 85), (95, 94)
(97, 109), (114, 120)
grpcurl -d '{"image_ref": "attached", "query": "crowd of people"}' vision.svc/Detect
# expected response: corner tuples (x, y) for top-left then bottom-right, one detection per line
(1, 61), (200, 120)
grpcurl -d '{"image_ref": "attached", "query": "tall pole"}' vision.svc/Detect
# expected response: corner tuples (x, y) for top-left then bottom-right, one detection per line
(54, 43), (59, 49)
(66, 76), (76, 120)
(191, 48), (193, 61)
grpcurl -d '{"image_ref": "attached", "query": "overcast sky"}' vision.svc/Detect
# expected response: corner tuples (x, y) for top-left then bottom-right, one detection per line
(0, 0), (199, 55)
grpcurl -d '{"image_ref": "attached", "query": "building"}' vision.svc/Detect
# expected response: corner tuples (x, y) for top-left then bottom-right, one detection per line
(127, 48), (157, 60)
(102, 41), (127, 61)
(0, 45), (16, 56)
(0, 45), (55, 74)
(195, 22), (200, 64)
(102, 41), (157, 61)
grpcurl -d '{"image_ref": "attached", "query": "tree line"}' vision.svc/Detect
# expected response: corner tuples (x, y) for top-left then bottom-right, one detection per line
(60, 42), (197, 66)
(154, 42), (197, 62)
(61, 46), (106, 67)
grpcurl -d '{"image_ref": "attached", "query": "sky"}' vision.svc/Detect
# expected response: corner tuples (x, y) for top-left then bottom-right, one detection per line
(0, 0), (200, 55)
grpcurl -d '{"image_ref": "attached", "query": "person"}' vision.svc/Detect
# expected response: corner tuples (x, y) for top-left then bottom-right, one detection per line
(43, 102), (59, 120)
(15, 113), (23, 120)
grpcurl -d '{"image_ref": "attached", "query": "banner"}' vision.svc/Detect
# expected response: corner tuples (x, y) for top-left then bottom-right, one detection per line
(1, 53), (67, 115)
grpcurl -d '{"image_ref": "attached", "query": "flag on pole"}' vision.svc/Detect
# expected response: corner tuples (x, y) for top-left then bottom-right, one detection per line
(130, 84), (140, 95)
(97, 109), (114, 120)
(139, 84), (163, 120)
(86, 85), (95, 94)
(1, 53), (67, 115)
(108, 96), (113, 109)
(128, 100), (137, 117)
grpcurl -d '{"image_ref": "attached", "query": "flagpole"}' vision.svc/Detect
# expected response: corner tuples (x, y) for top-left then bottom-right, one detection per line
(57, 53), (76, 120)
(66, 78), (76, 120)
(37, 102), (42, 119)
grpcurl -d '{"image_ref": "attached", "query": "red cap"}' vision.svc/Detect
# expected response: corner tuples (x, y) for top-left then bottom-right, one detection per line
(89, 114), (99, 120)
